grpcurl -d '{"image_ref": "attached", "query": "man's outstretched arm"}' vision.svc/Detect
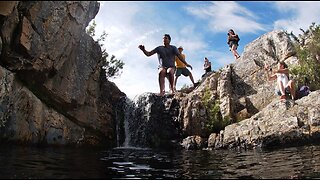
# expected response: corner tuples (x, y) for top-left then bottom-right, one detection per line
(138, 45), (155, 57)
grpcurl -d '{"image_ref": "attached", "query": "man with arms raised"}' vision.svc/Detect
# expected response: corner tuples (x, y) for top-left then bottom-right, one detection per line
(139, 34), (192, 96)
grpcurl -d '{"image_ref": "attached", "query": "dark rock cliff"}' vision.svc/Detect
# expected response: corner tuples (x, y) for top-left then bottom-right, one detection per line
(0, 1), (125, 147)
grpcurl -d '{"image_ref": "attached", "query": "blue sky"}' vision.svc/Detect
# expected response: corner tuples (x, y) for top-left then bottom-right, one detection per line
(91, 1), (320, 99)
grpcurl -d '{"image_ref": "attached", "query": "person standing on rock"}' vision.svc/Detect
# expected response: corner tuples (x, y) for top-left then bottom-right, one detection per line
(138, 34), (192, 96)
(173, 46), (197, 92)
(227, 29), (241, 60)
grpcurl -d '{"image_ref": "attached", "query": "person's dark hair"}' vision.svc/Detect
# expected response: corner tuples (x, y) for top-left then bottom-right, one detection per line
(228, 29), (234, 35)
(164, 34), (171, 41)
(279, 61), (288, 68)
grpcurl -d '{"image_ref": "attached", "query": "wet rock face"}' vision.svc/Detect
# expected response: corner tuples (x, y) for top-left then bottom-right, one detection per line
(0, 1), (125, 147)
(125, 93), (182, 148)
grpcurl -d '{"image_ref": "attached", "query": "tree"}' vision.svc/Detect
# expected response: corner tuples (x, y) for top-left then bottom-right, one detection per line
(289, 22), (320, 91)
(86, 20), (124, 79)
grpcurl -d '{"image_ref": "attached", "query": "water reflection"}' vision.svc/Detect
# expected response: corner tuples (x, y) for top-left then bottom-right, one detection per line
(1, 144), (320, 178)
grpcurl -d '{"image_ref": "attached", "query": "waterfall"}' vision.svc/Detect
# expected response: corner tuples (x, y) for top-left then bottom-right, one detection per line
(114, 96), (135, 148)
(120, 93), (151, 148)
(122, 97), (135, 147)
(115, 92), (182, 149)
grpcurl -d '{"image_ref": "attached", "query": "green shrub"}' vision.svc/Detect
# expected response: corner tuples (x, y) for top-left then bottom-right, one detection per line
(86, 20), (124, 79)
(201, 88), (231, 133)
(290, 23), (320, 91)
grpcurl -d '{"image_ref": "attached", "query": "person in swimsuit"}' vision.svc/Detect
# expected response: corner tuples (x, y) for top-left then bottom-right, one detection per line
(265, 61), (296, 100)
(138, 34), (192, 96)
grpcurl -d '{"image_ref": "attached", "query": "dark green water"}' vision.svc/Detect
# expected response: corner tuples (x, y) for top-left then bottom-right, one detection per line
(1, 144), (320, 179)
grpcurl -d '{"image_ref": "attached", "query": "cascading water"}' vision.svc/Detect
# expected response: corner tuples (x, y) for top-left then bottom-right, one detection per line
(116, 93), (152, 148)
(122, 97), (135, 147)
(114, 96), (135, 147)
(115, 92), (182, 149)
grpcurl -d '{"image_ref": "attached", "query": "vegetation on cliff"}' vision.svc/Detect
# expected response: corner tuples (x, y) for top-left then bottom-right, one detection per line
(86, 20), (125, 79)
(290, 22), (320, 91)
(201, 88), (231, 133)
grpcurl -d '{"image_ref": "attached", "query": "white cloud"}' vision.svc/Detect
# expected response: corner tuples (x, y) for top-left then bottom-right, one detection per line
(273, 1), (320, 35)
(185, 1), (266, 34)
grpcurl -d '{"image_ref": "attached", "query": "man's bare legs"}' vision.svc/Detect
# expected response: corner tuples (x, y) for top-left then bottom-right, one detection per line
(173, 76), (179, 93)
(173, 71), (197, 91)
(158, 68), (166, 96)
(167, 67), (175, 94)
(189, 73), (196, 86)
(158, 67), (175, 96)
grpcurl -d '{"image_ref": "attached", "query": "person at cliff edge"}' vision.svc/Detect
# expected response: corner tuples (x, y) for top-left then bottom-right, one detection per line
(138, 34), (192, 96)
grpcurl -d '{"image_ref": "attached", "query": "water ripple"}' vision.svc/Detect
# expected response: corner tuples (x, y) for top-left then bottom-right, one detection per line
(1, 144), (320, 178)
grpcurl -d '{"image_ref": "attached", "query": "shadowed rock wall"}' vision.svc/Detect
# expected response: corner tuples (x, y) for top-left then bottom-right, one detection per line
(0, 1), (125, 147)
